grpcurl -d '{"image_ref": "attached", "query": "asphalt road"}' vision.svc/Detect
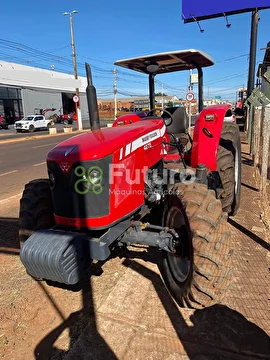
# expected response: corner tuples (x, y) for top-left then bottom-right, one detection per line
(0, 120), (110, 141)
(0, 133), (77, 202)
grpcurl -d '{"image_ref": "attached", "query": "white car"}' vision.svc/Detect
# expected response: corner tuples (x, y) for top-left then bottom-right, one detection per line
(14, 115), (51, 133)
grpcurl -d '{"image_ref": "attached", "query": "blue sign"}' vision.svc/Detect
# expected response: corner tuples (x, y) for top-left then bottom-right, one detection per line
(182, 1), (270, 22)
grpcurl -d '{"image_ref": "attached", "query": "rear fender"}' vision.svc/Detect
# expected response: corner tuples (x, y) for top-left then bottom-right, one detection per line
(191, 104), (231, 171)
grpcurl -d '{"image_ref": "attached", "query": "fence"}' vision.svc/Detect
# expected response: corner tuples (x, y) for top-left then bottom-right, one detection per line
(246, 100), (270, 229)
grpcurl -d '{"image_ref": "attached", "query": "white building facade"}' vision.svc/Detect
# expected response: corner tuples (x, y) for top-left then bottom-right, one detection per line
(0, 61), (89, 125)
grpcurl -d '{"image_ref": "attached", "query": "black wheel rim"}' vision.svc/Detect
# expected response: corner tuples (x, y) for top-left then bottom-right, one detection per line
(166, 206), (192, 283)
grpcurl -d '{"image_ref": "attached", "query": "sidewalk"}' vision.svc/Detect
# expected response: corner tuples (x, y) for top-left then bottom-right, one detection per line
(0, 120), (110, 143)
(58, 134), (270, 360)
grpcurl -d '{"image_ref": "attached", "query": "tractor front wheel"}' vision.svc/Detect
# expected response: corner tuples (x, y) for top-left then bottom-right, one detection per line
(19, 179), (55, 248)
(160, 183), (233, 309)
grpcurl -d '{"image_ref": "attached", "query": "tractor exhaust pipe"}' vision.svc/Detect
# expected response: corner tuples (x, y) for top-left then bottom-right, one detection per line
(85, 62), (100, 130)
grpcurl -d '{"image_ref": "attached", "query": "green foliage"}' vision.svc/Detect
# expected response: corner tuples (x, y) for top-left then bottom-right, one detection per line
(155, 92), (167, 96)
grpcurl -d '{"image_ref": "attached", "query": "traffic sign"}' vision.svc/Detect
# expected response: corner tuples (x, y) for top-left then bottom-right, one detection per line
(186, 92), (194, 102)
(73, 95), (79, 103)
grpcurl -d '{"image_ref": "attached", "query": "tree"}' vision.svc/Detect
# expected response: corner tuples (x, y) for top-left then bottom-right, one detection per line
(155, 92), (167, 96)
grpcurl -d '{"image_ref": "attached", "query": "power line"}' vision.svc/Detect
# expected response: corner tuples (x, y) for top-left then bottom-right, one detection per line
(216, 53), (249, 63)
(0, 37), (256, 100)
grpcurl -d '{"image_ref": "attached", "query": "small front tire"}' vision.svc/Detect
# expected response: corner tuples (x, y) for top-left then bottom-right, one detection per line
(19, 179), (55, 248)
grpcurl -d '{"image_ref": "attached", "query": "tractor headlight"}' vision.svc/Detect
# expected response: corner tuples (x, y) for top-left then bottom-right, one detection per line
(89, 167), (103, 185)
(49, 171), (56, 189)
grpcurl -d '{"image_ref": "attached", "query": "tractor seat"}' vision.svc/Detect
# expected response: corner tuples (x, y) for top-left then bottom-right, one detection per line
(161, 107), (187, 136)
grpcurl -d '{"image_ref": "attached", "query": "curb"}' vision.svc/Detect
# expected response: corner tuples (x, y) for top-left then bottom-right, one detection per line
(0, 123), (112, 145)
(0, 129), (90, 145)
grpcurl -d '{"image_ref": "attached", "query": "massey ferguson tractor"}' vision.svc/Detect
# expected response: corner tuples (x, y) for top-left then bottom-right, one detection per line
(19, 49), (241, 309)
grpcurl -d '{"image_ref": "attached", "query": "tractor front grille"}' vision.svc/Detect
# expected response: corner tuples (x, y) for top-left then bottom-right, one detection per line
(47, 155), (111, 221)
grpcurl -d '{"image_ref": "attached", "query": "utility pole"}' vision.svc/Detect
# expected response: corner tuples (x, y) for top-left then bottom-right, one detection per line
(114, 68), (117, 119)
(63, 10), (82, 130)
(161, 83), (164, 108)
(247, 9), (259, 98)
(188, 69), (192, 134)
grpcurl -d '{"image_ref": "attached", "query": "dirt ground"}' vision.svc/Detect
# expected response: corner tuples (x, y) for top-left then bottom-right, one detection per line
(0, 206), (131, 359)
(0, 137), (269, 360)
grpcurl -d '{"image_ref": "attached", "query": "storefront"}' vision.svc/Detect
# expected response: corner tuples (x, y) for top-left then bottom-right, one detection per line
(0, 87), (23, 124)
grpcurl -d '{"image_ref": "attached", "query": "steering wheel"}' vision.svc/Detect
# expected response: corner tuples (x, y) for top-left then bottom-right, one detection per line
(147, 108), (173, 127)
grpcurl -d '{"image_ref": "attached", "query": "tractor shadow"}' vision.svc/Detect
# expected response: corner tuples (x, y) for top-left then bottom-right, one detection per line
(34, 272), (117, 360)
(1, 216), (269, 359)
(120, 251), (270, 359)
(34, 258), (117, 360)
(33, 245), (270, 359)
(0, 216), (117, 360)
(0, 217), (20, 255)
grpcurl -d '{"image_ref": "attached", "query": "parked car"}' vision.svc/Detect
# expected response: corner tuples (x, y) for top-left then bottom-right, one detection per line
(0, 116), (8, 129)
(14, 115), (51, 132)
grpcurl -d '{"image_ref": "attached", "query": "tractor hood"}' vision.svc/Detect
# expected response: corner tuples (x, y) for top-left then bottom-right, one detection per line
(47, 119), (166, 163)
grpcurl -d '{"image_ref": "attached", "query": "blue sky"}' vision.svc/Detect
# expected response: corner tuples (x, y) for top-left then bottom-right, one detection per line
(1, 1), (270, 101)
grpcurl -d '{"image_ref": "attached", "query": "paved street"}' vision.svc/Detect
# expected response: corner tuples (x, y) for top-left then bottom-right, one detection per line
(0, 132), (76, 201)
(0, 119), (111, 142)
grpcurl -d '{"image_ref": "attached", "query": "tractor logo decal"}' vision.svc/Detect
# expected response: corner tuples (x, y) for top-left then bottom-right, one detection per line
(74, 165), (103, 195)
(119, 125), (166, 160)
(60, 162), (71, 173)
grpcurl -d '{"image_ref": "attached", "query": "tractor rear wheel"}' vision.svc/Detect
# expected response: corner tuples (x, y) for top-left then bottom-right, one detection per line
(19, 179), (55, 248)
(217, 123), (241, 216)
(160, 183), (233, 309)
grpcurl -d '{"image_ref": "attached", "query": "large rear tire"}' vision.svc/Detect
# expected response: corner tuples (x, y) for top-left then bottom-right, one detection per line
(217, 123), (241, 215)
(19, 179), (55, 248)
(160, 183), (233, 309)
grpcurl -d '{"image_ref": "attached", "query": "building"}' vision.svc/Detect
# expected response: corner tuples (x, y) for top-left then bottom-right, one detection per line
(99, 95), (181, 111)
(257, 41), (270, 99)
(0, 60), (89, 125)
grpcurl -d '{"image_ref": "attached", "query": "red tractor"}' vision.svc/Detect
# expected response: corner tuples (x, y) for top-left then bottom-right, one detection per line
(19, 49), (241, 309)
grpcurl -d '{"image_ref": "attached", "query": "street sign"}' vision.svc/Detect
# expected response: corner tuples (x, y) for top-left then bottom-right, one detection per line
(186, 92), (194, 102)
(73, 95), (79, 103)
(190, 74), (198, 84)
